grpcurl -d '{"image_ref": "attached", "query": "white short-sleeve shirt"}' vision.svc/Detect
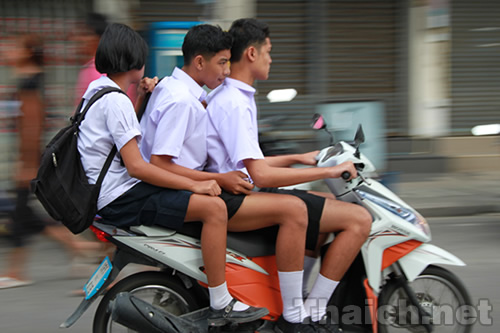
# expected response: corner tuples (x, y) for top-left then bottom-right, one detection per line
(140, 67), (208, 170)
(77, 76), (141, 210)
(206, 78), (264, 175)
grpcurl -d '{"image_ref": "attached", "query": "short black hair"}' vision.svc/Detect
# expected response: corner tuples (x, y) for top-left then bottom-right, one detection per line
(229, 18), (270, 62)
(182, 24), (232, 65)
(85, 12), (108, 37)
(95, 23), (148, 75)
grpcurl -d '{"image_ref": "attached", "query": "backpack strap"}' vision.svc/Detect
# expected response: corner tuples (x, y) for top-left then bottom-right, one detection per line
(72, 87), (125, 126)
(73, 87), (126, 187)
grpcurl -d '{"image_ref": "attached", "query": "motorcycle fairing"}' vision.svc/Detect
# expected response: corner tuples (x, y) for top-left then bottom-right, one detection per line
(113, 233), (270, 284)
(397, 243), (466, 282)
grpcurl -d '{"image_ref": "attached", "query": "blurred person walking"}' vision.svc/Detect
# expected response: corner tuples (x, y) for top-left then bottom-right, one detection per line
(0, 33), (101, 290)
(73, 12), (137, 105)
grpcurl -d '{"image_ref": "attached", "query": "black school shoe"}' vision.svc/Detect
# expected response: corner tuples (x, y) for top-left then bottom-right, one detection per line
(274, 315), (318, 333)
(313, 314), (342, 333)
(207, 298), (269, 327)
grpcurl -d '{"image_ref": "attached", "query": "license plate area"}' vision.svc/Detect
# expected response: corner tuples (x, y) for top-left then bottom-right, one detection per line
(83, 257), (112, 300)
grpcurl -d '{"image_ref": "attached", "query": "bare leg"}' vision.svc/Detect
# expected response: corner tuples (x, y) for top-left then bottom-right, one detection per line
(227, 192), (308, 272)
(315, 198), (371, 281)
(4, 247), (29, 280)
(229, 192), (310, 322)
(184, 195), (228, 287)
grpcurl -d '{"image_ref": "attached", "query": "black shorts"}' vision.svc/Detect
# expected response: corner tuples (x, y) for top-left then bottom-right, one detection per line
(98, 182), (192, 230)
(218, 188), (326, 251)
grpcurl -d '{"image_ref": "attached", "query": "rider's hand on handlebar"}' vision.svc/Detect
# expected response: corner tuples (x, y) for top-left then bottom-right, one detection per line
(299, 150), (321, 166)
(217, 171), (255, 195)
(335, 161), (358, 181)
(191, 180), (222, 196)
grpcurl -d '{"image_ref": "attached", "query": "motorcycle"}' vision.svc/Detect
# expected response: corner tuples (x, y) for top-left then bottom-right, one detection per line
(59, 114), (473, 333)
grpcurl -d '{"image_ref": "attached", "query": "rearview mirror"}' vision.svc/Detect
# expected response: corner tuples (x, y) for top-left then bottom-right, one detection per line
(311, 113), (326, 130)
(354, 125), (365, 146)
(311, 113), (334, 145)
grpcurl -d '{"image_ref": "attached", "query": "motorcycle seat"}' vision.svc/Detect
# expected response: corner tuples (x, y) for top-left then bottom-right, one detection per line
(179, 222), (278, 257)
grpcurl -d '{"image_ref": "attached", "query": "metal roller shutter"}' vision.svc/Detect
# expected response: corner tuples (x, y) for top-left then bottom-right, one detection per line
(450, 0), (500, 134)
(133, 1), (405, 136)
(255, 0), (312, 135)
(132, 0), (206, 28)
(255, 0), (405, 136)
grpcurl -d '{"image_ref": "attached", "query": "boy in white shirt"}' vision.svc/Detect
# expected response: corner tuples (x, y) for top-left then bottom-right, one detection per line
(205, 18), (372, 333)
(77, 22), (265, 327)
(140, 24), (324, 332)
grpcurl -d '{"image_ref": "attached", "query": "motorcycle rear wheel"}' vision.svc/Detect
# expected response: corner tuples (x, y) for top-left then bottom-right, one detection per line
(378, 265), (473, 333)
(92, 270), (206, 333)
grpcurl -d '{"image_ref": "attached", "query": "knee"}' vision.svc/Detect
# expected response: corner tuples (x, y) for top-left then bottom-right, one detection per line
(201, 197), (228, 226)
(282, 197), (308, 231)
(354, 206), (372, 239)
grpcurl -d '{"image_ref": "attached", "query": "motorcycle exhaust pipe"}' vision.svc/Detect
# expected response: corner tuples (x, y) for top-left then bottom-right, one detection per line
(110, 292), (201, 333)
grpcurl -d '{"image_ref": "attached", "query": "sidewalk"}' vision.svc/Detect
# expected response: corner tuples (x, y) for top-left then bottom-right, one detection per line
(394, 171), (500, 217)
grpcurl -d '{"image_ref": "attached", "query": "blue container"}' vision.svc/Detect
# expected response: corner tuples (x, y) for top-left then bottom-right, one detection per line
(147, 21), (201, 78)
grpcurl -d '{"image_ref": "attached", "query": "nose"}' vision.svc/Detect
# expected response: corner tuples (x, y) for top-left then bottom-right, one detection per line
(224, 64), (231, 76)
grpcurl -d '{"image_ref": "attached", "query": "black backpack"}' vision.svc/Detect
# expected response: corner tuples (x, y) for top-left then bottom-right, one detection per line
(31, 87), (125, 234)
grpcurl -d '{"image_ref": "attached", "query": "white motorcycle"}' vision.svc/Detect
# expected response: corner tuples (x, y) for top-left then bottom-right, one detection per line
(59, 114), (473, 333)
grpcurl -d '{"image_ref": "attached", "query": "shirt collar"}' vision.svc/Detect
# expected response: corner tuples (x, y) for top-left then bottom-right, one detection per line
(83, 76), (121, 100)
(224, 77), (256, 95)
(172, 67), (207, 102)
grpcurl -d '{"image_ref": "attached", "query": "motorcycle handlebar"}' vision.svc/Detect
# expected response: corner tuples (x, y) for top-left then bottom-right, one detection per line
(341, 171), (351, 180)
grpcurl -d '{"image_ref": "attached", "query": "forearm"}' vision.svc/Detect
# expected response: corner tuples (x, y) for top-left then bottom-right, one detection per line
(248, 161), (332, 188)
(265, 154), (303, 167)
(150, 155), (217, 182)
(134, 94), (146, 113)
(121, 141), (198, 192)
(128, 159), (198, 192)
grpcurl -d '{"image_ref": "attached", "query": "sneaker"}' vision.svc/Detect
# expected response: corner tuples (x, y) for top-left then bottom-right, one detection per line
(313, 314), (342, 333)
(274, 315), (318, 333)
(207, 298), (269, 327)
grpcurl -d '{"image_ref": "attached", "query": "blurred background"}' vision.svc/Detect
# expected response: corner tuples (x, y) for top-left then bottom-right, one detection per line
(0, 0), (499, 186)
(0, 0), (499, 331)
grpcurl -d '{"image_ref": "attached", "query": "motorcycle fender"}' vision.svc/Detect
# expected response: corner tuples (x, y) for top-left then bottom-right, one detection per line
(397, 243), (466, 282)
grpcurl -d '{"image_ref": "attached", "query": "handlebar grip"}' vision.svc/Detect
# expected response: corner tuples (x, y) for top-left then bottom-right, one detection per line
(341, 171), (351, 180)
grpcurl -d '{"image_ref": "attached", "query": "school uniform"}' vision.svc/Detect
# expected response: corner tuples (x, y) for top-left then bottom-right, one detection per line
(206, 78), (324, 251)
(77, 76), (192, 229)
(140, 67), (208, 170)
(139, 68), (244, 220)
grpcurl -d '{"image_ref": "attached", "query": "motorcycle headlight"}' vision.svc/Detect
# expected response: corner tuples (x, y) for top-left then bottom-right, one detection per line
(358, 190), (431, 237)
(413, 212), (431, 237)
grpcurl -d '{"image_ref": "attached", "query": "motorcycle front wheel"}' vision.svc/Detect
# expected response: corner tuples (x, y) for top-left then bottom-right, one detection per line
(378, 265), (473, 333)
(92, 270), (206, 333)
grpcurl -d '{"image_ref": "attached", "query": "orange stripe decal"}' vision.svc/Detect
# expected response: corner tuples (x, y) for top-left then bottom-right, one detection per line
(381, 240), (422, 271)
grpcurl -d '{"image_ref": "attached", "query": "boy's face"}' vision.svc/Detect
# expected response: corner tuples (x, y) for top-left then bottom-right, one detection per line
(201, 49), (231, 90)
(254, 37), (272, 81)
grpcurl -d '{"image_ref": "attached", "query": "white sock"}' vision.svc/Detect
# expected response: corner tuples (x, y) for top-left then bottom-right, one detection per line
(208, 281), (249, 311)
(302, 256), (318, 296)
(278, 270), (309, 323)
(304, 273), (339, 322)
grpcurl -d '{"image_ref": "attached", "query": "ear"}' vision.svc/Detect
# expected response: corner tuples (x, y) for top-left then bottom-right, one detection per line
(193, 54), (204, 71)
(246, 46), (257, 62)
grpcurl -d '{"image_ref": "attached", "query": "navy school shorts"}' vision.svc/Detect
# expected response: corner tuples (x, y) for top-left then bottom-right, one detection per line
(98, 182), (192, 230)
(219, 187), (326, 251)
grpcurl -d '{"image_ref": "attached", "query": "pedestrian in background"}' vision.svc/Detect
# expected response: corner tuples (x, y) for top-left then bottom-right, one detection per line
(73, 12), (137, 105)
(0, 33), (101, 290)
